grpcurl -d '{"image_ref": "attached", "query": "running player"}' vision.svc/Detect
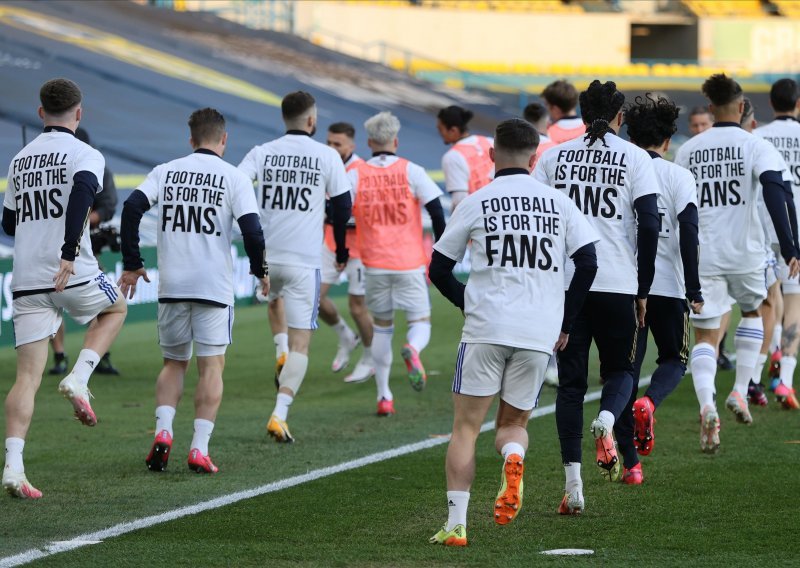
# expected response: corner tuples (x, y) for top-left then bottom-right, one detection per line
(541, 80), (586, 144)
(754, 78), (800, 409)
(2, 78), (127, 499)
(428, 118), (597, 545)
(436, 105), (494, 212)
(350, 111), (446, 415)
(688, 106), (714, 136)
(675, 74), (799, 453)
(322, 122), (374, 383)
(613, 94), (703, 484)
(119, 108), (269, 474)
(534, 80), (661, 512)
(239, 91), (352, 442)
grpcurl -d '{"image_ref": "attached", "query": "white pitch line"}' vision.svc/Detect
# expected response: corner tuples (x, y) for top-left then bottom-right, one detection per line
(0, 377), (650, 568)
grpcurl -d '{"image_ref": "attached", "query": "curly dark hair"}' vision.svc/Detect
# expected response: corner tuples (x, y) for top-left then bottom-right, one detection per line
(437, 105), (474, 133)
(701, 73), (742, 107)
(579, 80), (625, 148)
(624, 94), (679, 149)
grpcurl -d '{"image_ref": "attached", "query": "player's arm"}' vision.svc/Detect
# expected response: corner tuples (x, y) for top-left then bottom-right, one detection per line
(330, 191), (352, 266)
(634, 193), (660, 299)
(429, 250), (465, 310)
(118, 189), (152, 298)
(424, 197), (446, 241)
(784, 178), (800, 253)
(237, 213), (268, 278)
(2, 207), (15, 236)
(677, 203), (703, 308)
(442, 151), (468, 212)
(561, 242), (598, 335)
(90, 168), (117, 227)
(413, 163), (447, 241)
(2, 164), (15, 236)
(762, 170), (800, 265)
(53, 170), (101, 291)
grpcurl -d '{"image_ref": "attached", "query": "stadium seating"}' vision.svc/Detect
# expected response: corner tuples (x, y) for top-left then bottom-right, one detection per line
(682, 0), (767, 18)
(773, 0), (800, 18)
(340, 0), (583, 12)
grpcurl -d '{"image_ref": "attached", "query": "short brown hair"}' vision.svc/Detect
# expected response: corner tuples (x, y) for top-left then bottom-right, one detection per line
(328, 122), (355, 139)
(39, 78), (82, 115)
(282, 91), (316, 121)
(188, 108), (226, 145)
(541, 80), (578, 113)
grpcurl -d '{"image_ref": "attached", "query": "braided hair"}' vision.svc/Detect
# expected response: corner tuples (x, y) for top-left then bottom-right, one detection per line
(624, 94), (679, 149)
(579, 80), (625, 148)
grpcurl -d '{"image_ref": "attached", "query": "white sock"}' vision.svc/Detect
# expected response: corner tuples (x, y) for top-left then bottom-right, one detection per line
(501, 442), (526, 461)
(781, 355), (797, 389)
(564, 462), (582, 493)
(372, 325), (394, 402)
(274, 333), (288, 358)
(752, 353), (768, 385)
(155, 405), (176, 437)
(272, 392), (293, 421)
(691, 343), (717, 410)
(332, 319), (356, 345)
(4, 437), (25, 474)
(734, 318), (764, 396)
(406, 321), (431, 353)
(597, 410), (615, 432)
(190, 419), (214, 455)
(72, 349), (101, 387)
(361, 346), (373, 364)
(772, 324), (783, 353)
(277, 352), (309, 396)
(446, 490), (470, 530)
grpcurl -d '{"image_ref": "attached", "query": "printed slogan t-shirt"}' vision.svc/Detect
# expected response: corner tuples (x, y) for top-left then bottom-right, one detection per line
(434, 171), (598, 353)
(755, 117), (800, 244)
(5, 129), (105, 294)
(533, 133), (659, 295)
(238, 132), (351, 269)
(137, 150), (259, 306)
(675, 124), (785, 276)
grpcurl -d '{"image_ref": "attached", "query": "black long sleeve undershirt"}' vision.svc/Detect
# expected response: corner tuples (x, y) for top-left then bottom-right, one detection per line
(120, 189), (151, 271)
(785, 179), (800, 253)
(429, 250), (465, 310)
(562, 243), (598, 333)
(61, 171), (99, 261)
(762, 170), (799, 263)
(634, 193), (660, 299)
(237, 212), (268, 278)
(2, 207), (15, 236)
(677, 203), (703, 304)
(330, 191), (352, 264)
(424, 198), (446, 241)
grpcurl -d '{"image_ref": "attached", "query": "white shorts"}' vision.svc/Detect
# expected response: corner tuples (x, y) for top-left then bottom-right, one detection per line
(691, 271), (767, 329)
(765, 251), (779, 290)
(777, 256), (800, 294)
(452, 342), (549, 411)
(158, 302), (233, 360)
(320, 247), (366, 296)
(365, 270), (431, 321)
(267, 264), (321, 330)
(12, 272), (120, 348)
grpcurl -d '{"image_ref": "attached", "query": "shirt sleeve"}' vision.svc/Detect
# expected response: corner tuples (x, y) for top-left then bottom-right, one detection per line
(408, 162), (443, 205)
(561, 193), (600, 256)
(137, 165), (163, 206)
(672, 166), (698, 216)
(325, 149), (351, 199)
(237, 146), (260, 181)
(432, 197), (472, 262)
(752, 137), (786, 178)
(629, 148), (660, 202)
(75, 147), (105, 193)
(229, 170), (260, 220)
(532, 151), (551, 185)
(4, 162), (14, 209)
(442, 149), (469, 193)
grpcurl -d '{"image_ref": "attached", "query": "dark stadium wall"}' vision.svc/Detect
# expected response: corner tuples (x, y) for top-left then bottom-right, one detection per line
(631, 23), (699, 63)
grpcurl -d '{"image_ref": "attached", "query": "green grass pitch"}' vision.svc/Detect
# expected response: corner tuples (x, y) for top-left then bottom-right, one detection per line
(0, 292), (798, 566)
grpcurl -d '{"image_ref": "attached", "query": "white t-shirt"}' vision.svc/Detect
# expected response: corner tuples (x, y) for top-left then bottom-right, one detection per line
(533, 132), (660, 294)
(5, 129), (105, 294)
(441, 135), (494, 193)
(649, 156), (698, 299)
(675, 124), (786, 276)
(238, 133), (350, 269)
(137, 150), (259, 306)
(434, 172), (598, 353)
(348, 153), (442, 274)
(755, 118), (800, 246)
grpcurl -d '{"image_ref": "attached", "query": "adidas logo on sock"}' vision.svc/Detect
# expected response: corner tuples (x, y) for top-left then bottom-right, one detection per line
(448, 500), (455, 507)
(87, 361), (95, 368)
